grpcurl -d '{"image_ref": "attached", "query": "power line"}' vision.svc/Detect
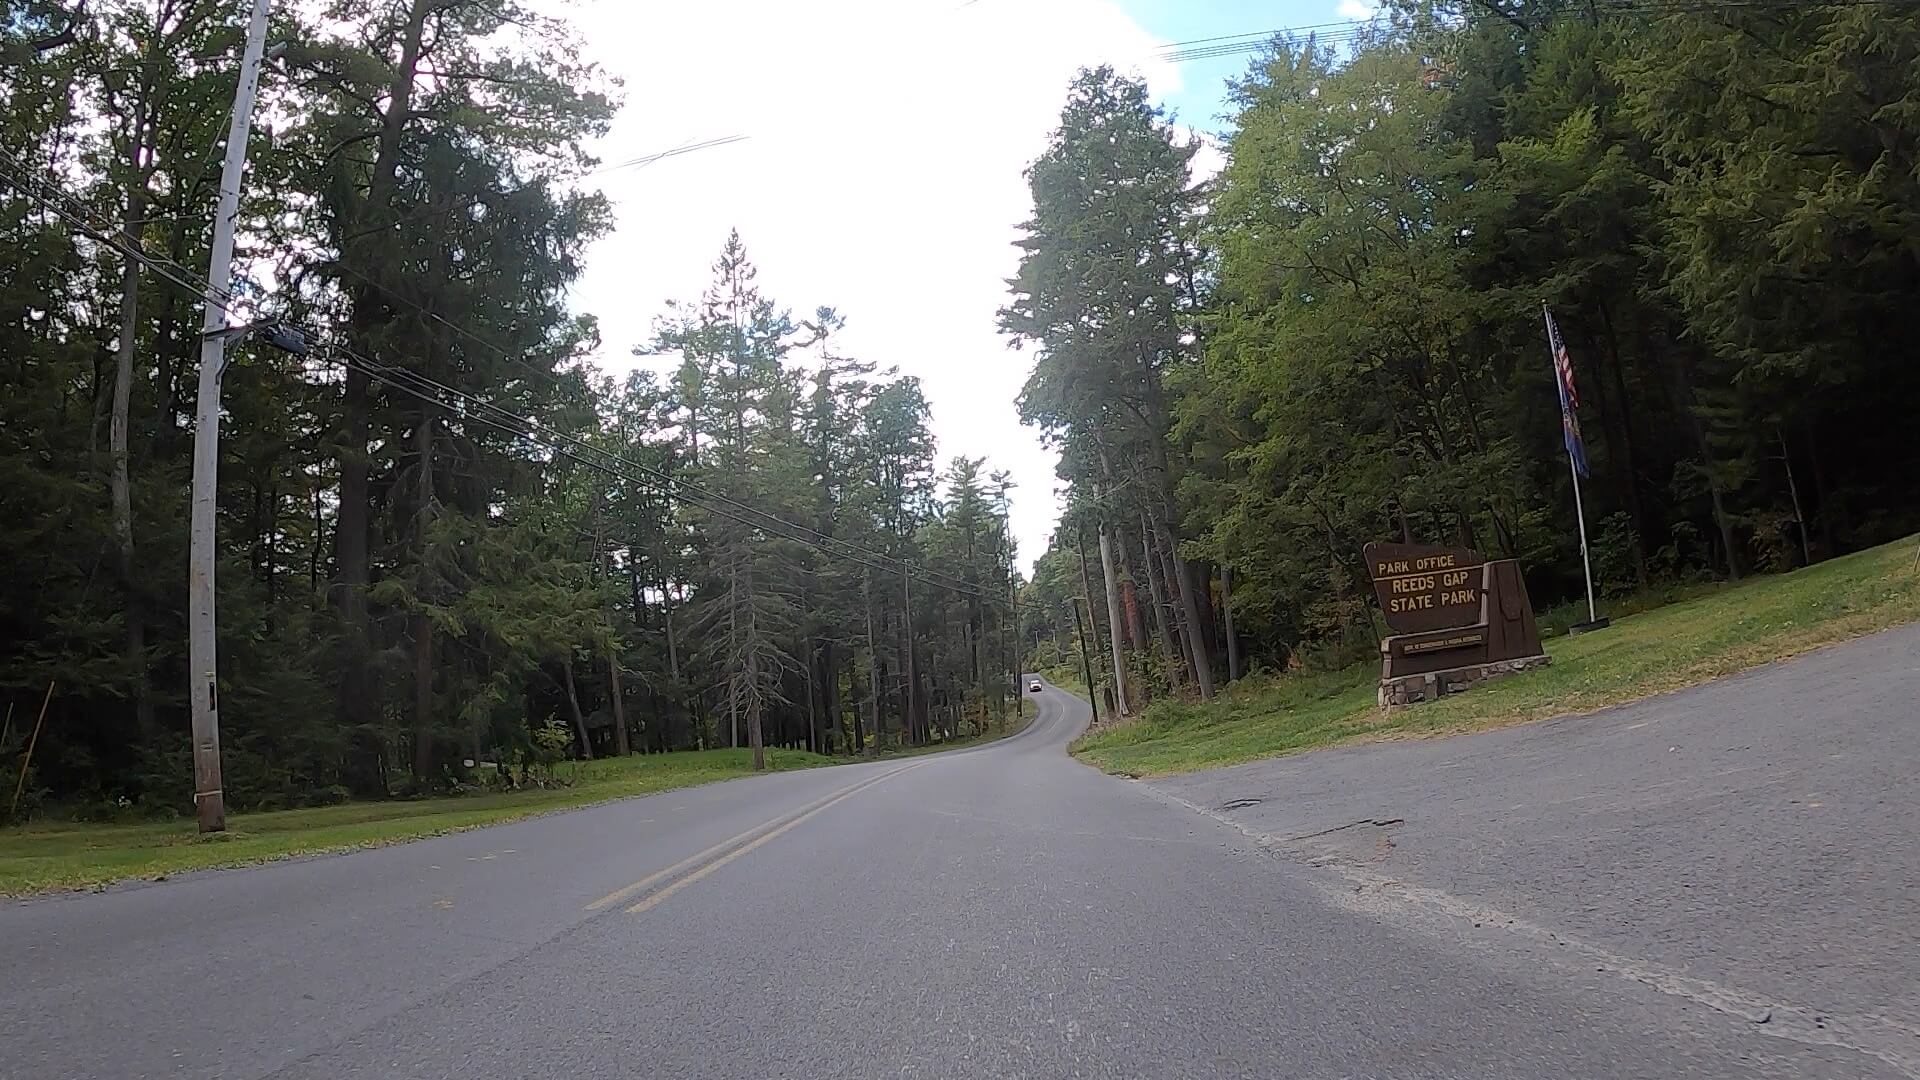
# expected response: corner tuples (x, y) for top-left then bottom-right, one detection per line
(1151, 0), (1920, 64)
(0, 153), (1002, 603)
(337, 134), (750, 246)
(588, 134), (750, 176)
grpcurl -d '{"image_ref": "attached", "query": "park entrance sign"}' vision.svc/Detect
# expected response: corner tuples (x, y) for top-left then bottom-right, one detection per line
(1363, 541), (1549, 706)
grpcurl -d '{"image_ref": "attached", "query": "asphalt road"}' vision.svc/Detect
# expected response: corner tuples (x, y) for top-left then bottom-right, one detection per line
(4, 635), (1915, 1079)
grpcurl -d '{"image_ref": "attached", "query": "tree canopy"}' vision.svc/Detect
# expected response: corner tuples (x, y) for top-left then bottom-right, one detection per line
(1, 0), (1019, 820)
(1013, 2), (1920, 703)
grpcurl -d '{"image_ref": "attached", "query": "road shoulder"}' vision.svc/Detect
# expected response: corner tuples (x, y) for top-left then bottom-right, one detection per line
(1143, 621), (1920, 1074)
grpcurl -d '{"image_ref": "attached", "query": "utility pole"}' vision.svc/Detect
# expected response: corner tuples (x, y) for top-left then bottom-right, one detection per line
(902, 561), (917, 745)
(187, 0), (273, 833)
(1007, 574), (1017, 688)
(1070, 597), (1100, 725)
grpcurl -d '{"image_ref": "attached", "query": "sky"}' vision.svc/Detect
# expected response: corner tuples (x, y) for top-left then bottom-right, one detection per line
(564, 0), (1371, 573)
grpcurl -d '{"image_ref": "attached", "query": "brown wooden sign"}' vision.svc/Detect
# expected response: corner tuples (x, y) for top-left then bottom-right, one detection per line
(1363, 541), (1487, 635)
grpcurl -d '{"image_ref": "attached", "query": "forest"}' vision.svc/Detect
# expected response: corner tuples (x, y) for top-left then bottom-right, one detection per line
(1, 0), (1019, 820)
(1010, 0), (1920, 710)
(8, 0), (1920, 821)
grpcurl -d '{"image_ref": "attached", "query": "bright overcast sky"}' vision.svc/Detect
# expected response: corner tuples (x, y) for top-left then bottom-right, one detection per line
(564, 0), (1360, 573)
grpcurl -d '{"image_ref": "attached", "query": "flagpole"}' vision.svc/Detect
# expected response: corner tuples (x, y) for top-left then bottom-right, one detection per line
(1567, 437), (1598, 624)
(1545, 302), (1601, 627)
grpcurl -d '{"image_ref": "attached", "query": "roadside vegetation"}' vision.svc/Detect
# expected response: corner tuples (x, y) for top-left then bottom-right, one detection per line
(0, 749), (835, 896)
(1073, 536), (1920, 777)
(1011, 8), (1920, 765)
(4, 3), (1023, 835)
(3, 702), (1046, 897)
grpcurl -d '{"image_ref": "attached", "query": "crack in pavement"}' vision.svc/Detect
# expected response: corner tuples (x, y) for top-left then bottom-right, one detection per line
(1284, 816), (1405, 842)
(1146, 785), (1920, 1079)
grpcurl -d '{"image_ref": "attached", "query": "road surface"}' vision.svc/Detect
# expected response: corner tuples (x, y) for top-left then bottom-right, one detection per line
(4, 634), (1916, 1079)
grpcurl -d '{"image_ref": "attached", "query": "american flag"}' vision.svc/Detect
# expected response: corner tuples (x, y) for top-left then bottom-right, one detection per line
(1544, 307), (1590, 478)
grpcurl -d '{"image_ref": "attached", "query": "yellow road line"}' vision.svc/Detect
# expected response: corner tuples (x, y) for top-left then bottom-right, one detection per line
(625, 761), (929, 915)
(583, 764), (919, 911)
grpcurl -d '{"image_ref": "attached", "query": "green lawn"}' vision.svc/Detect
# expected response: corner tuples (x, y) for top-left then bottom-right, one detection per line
(1075, 535), (1920, 777)
(0, 748), (832, 896)
(3, 699), (1047, 897)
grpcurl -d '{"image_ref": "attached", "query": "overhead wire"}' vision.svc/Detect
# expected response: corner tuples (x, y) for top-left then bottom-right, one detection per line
(587, 134), (750, 176)
(338, 134), (751, 246)
(0, 153), (1001, 602)
(1151, 0), (1920, 63)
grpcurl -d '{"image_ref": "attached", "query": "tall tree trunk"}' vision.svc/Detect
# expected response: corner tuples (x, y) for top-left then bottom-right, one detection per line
(629, 557), (645, 625)
(264, 481), (279, 610)
(745, 647), (765, 771)
(1137, 514), (1185, 686)
(1145, 523), (1193, 685)
(310, 484), (324, 596)
(412, 613), (433, 781)
(410, 414), (434, 782)
(1777, 427), (1812, 567)
(154, 199), (193, 455)
(1669, 353), (1740, 578)
(821, 640), (839, 755)
(1221, 565), (1243, 682)
(1114, 527), (1150, 653)
(660, 571), (681, 706)
(1595, 298), (1650, 586)
(1807, 424), (1839, 554)
(1074, 527), (1111, 706)
(338, 0), (435, 790)
(1096, 524), (1132, 716)
(562, 657), (594, 760)
(804, 644), (818, 754)
(1158, 518), (1215, 699)
(727, 555), (739, 749)
(607, 652), (630, 757)
(111, 195), (152, 737)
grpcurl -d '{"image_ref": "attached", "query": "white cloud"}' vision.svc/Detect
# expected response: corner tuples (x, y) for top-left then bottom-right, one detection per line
(560, 0), (1185, 573)
(1335, 0), (1377, 20)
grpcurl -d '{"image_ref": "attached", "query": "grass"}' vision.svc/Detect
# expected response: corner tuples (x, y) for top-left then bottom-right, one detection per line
(2, 698), (1048, 897)
(863, 703), (1035, 759)
(0, 748), (832, 897)
(1074, 534), (1920, 778)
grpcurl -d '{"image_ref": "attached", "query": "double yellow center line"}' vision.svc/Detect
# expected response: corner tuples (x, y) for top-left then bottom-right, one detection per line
(585, 761), (928, 915)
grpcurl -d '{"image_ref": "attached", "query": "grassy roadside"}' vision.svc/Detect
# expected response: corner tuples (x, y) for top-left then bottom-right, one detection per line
(2, 699), (1049, 897)
(0, 748), (836, 897)
(1037, 665), (1087, 698)
(1075, 534), (1920, 778)
(861, 705), (1035, 760)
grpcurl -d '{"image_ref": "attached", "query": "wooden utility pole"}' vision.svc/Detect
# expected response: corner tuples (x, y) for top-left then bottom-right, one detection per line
(902, 561), (917, 745)
(1006, 575), (1017, 723)
(186, 0), (272, 833)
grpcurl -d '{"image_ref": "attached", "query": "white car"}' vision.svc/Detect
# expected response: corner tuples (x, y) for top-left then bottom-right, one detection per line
(1028, 679), (1043, 693)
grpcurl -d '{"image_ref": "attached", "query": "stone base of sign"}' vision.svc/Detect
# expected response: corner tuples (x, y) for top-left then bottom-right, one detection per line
(1377, 654), (1551, 708)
